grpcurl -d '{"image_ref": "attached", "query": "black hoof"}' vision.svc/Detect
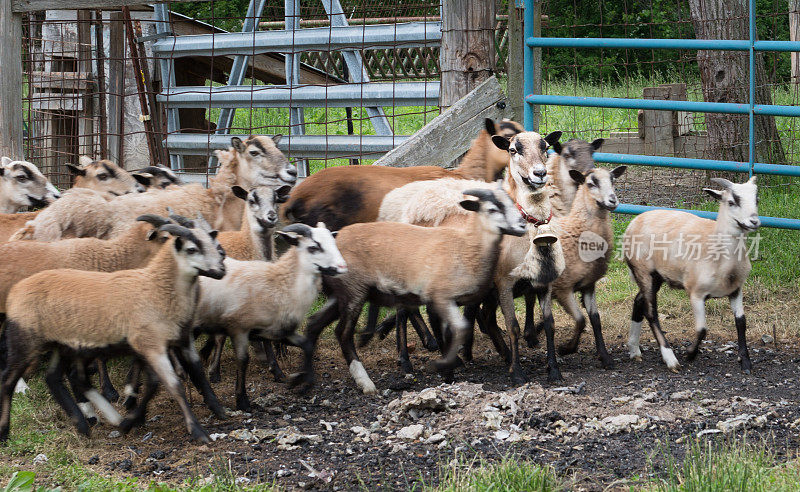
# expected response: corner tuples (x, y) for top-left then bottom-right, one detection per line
(439, 368), (455, 384)
(510, 370), (528, 386)
(190, 424), (211, 443)
(357, 333), (375, 348)
(75, 421), (91, 437)
(123, 396), (137, 411)
(269, 366), (286, 383)
(686, 347), (700, 362)
(557, 343), (578, 356)
(399, 358), (414, 374)
(287, 372), (314, 393)
(86, 416), (98, 427)
(547, 367), (563, 383)
(102, 388), (120, 404)
(600, 357), (616, 370)
(741, 358), (752, 374)
(236, 397), (252, 414)
(424, 337), (439, 352)
(119, 417), (142, 435)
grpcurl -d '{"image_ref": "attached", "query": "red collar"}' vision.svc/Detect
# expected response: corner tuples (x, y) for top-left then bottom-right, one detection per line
(516, 202), (552, 226)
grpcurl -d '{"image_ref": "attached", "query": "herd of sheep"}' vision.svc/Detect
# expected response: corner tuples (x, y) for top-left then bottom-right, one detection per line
(0, 118), (761, 443)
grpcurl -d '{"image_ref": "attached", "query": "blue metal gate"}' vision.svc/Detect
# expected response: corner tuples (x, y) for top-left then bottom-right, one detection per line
(522, 0), (800, 230)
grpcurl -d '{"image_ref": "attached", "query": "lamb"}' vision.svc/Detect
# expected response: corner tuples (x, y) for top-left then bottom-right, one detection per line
(546, 138), (603, 217)
(0, 157), (60, 213)
(17, 136), (296, 241)
(291, 187), (527, 394)
(66, 156), (145, 196)
(377, 131), (566, 383)
(0, 220), (227, 443)
(130, 164), (182, 190)
(199, 184), (292, 383)
(536, 166), (627, 370)
(191, 223), (346, 411)
(623, 177), (760, 373)
(281, 118), (524, 230)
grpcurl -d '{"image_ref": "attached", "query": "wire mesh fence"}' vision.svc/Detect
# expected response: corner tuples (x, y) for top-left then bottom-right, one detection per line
(535, 0), (800, 209)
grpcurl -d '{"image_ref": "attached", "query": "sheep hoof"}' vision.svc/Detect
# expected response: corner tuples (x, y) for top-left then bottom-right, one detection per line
(510, 371), (528, 386)
(119, 417), (139, 435)
(557, 343), (578, 356)
(398, 359), (414, 374)
(600, 358), (616, 370)
(631, 355), (643, 362)
(668, 364), (681, 374)
(86, 416), (98, 428)
(547, 368), (563, 383)
(423, 337), (439, 352)
(287, 372), (314, 393)
(123, 396), (138, 411)
(190, 424), (211, 444)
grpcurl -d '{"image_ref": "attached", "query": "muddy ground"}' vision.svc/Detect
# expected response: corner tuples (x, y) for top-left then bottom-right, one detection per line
(6, 315), (800, 491)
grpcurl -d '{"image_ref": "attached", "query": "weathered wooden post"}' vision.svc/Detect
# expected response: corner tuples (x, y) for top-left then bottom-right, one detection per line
(506, 0), (524, 122)
(439, 0), (496, 109)
(0, 2), (24, 160)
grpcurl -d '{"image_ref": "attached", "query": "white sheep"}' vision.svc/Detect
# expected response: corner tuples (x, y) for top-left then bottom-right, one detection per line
(0, 157), (60, 213)
(623, 176), (760, 373)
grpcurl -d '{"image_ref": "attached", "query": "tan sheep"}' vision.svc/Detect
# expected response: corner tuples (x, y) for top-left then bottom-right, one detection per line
(546, 138), (603, 217)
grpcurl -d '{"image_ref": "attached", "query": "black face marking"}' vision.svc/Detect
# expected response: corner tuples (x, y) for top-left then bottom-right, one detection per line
(13, 164), (34, 181)
(249, 138), (268, 156)
(514, 141), (525, 156)
(101, 163), (118, 178)
(539, 140), (547, 153)
(730, 192), (741, 207)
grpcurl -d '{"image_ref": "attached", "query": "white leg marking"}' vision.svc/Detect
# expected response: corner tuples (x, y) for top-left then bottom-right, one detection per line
(627, 320), (643, 361)
(85, 389), (123, 426)
(78, 402), (97, 420)
(690, 294), (707, 334)
(14, 379), (29, 394)
(123, 384), (137, 399)
(583, 290), (599, 316)
(660, 346), (681, 373)
(349, 360), (376, 394)
(730, 290), (744, 318)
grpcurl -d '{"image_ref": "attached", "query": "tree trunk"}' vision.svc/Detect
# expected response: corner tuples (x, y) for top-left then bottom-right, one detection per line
(688, 0), (786, 165)
(439, 0), (495, 109)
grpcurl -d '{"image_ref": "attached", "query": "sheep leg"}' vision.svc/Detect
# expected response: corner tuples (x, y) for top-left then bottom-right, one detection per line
(0, 326), (29, 395)
(461, 304), (477, 363)
(686, 292), (708, 362)
(356, 303), (382, 347)
(729, 288), (752, 373)
(232, 333), (252, 412)
(627, 292), (646, 361)
(206, 334), (225, 384)
(254, 337), (285, 382)
(122, 360), (143, 410)
(555, 288), (586, 356)
(66, 362), (98, 427)
(427, 301), (468, 382)
(641, 273), (679, 372)
(288, 298), (340, 392)
(408, 309), (438, 352)
(477, 296), (513, 362)
(45, 352), (90, 437)
(537, 287), (563, 382)
(396, 309), (413, 374)
(95, 359), (119, 403)
(67, 358), (123, 427)
(119, 368), (159, 434)
(336, 303), (377, 394)
(497, 283), (528, 385)
(581, 285), (614, 369)
(522, 288), (537, 346)
(426, 306), (446, 354)
(173, 343), (227, 419)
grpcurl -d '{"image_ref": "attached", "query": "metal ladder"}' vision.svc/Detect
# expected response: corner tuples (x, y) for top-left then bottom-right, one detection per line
(151, 0), (441, 179)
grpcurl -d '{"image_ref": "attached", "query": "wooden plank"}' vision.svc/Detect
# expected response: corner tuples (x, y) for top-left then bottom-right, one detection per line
(30, 71), (95, 90)
(0, 4), (23, 160)
(505, 0), (523, 121)
(12, 0), (210, 13)
(107, 11), (125, 164)
(373, 76), (511, 168)
(659, 83), (693, 136)
(641, 86), (674, 156)
(30, 94), (85, 111)
(600, 135), (708, 159)
(791, 0), (799, 84)
(440, 0), (495, 109)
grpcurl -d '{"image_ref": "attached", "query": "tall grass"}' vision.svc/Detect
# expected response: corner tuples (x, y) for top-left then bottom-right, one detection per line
(429, 456), (563, 492)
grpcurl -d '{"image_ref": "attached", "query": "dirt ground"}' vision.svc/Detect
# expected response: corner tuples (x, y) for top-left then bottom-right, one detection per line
(5, 290), (800, 491)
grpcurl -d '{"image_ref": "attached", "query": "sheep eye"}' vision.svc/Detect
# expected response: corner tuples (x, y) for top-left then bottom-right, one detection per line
(97, 174), (108, 181)
(249, 150), (260, 157)
(185, 246), (199, 254)
(308, 245), (321, 253)
(508, 148), (516, 155)
(728, 199), (736, 207)
(587, 182), (595, 188)
(15, 175), (27, 182)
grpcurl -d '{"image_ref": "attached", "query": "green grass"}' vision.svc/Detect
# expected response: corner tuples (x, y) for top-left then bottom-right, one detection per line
(428, 456), (564, 492)
(642, 439), (800, 491)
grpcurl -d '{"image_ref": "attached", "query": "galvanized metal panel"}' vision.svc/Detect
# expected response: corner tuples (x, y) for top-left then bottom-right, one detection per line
(159, 82), (440, 108)
(152, 22), (442, 58)
(165, 134), (410, 158)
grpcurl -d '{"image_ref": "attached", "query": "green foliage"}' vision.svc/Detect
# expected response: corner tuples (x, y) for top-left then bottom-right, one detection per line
(430, 456), (563, 492)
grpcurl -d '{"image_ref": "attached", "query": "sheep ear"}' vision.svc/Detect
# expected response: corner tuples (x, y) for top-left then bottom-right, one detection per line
(276, 231), (300, 246)
(275, 185), (292, 203)
(132, 173), (152, 186)
(591, 138), (605, 151)
(209, 230), (218, 240)
(568, 169), (585, 184)
(484, 118), (498, 136)
(703, 188), (723, 201)
(66, 163), (86, 176)
(710, 177), (733, 189)
(231, 137), (246, 153)
(272, 134), (283, 145)
(748, 175), (758, 185)
(551, 141), (562, 154)
(491, 135), (510, 151)
(1, 156), (11, 167)
(231, 185), (249, 201)
(78, 155), (93, 166)
(611, 166), (627, 179)
(544, 131), (562, 147)
(459, 199), (480, 212)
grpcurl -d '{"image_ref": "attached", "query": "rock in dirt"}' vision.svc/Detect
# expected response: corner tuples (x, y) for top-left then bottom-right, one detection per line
(107, 430), (121, 438)
(670, 390), (696, 401)
(551, 382), (586, 395)
(229, 429), (256, 441)
(388, 387), (448, 415)
(276, 427), (321, 450)
(716, 414), (768, 434)
(396, 424), (425, 440)
(209, 433), (227, 441)
(587, 414), (644, 434)
(33, 454), (48, 465)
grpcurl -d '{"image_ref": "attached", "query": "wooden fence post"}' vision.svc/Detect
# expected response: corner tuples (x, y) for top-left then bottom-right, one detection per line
(791, 0), (800, 84)
(506, 0), (523, 122)
(440, 0), (495, 109)
(0, 3), (24, 160)
(108, 11), (125, 165)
